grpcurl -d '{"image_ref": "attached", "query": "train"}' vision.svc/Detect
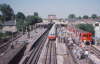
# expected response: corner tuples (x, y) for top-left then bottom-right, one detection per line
(80, 32), (94, 45)
(80, 32), (92, 41)
(67, 26), (94, 45)
(48, 24), (57, 40)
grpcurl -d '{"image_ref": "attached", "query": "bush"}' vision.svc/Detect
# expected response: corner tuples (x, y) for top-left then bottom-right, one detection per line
(76, 24), (94, 36)
(0, 32), (12, 39)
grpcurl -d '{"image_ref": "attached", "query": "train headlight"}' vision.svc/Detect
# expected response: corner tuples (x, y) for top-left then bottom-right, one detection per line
(83, 40), (86, 43)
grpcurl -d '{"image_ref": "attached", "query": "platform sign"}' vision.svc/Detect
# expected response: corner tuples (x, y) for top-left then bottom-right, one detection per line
(95, 23), (100, 38)
(58, 31), (65, 38)
(95, 22), (100, 45)
(79, 43), (85, 48)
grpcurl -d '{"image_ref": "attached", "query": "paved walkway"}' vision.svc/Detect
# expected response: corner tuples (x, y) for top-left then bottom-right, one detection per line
(89, 54), (100, 64)
(0, 27), (47, 64)
(24, 28), (46, 55)
(56, 37), (75, 64)
(56, 42), (67, 55)
(19, 28), (47, 64)
(0, 44), (25, 64)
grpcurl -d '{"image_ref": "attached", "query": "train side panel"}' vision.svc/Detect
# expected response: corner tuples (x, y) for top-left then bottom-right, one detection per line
(48, 24), (56, 40)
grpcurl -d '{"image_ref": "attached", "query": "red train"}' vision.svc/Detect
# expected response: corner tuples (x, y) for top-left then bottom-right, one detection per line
(67, 26), (94, 45)
(80, 32), (94, 45)
(80, 32), (92, 41)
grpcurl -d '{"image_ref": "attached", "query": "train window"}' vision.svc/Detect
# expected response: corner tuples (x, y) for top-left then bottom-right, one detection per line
(51, 33), (54, 35)
(88, 35), (91, 37)
(95, 23), (99, 26)
(83, 35), (88, 37)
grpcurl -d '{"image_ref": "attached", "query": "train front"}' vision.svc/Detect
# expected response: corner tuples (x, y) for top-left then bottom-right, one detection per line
(48, 24), (56, 40)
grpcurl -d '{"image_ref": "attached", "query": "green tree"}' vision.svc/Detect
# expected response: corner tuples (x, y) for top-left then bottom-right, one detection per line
(38, 18), (42, 23)
(25, 15), (35, 31)
(0, 15), (3, 23)
(91, 14), (97, 19)
(83, 15), (89, 19)
(34, 12), (38, 17)
(0, 4), (14, 21)
(78, 16), (82, 19)
(25, 12), (43, 32)
(76, 24), (94, 35)
(68, 14), (76, 19)
(0, 15), (4, 29)
(26, 15), (34, 25)
(16, 12), (25, 20)
(26, 12), (42, 25)
(16, 12), (25, 32)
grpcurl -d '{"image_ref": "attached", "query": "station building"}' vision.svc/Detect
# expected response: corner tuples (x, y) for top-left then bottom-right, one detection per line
(94, 22), (100, 45)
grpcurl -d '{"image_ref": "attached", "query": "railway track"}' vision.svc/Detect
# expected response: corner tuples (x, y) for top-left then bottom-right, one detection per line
(25, 31), (48, 64)
(20, 24), (55, 64)
(68, 38), (93, 64)
(45, 40), (57, 64)
(15, 24), (53, 64)
(90, 46), (100, 59)
(0, 33), (23, 54)
(0, 24), (53, 64)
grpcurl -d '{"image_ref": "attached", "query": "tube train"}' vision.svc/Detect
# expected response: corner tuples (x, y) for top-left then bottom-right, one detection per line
(80, 32), (94, 45)
(48, 24), (57, 40)
(67, 26), (94, 45)
(80, 32), (92, 42)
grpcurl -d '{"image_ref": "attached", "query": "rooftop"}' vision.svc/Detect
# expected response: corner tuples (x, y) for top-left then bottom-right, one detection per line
(2, 20), (16, 26)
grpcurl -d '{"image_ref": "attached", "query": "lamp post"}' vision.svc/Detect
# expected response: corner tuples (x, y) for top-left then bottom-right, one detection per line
(10, 26), (17, 49)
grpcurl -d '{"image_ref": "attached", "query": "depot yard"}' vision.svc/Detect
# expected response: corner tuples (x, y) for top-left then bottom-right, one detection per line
(0, 21), (100, 64)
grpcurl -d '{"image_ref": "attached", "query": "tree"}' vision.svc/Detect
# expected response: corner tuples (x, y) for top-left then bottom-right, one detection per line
(25, 12), (43, 32)
(0, 15), (3, 23)
(16, 12), (25, 20)
(68, 14), (76, 19)
(25, 15), (35, 31)
(83, 15), (89, 19)
(91, 14), (97, 19)
(38, 18), (42, 23)
(34, 12), (38, 17)
(78, 16), (82, 19)
(26, 15), (42, 25)
(26, 15), (34, 25)
(0, 4), (14, 21)
(0, 14), (4, 29)
(76, 24), (94, 35)
(16, 12), (25, 32)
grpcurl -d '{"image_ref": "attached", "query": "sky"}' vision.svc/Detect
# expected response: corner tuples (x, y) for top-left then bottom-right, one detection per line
(0, 0), (100, 18)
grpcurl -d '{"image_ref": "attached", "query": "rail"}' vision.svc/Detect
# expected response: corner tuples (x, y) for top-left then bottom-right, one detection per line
(0, 33), (23, 54)
(45, 40), (57, 64)
(21, 23), (53, 64)
(91, 45), (100, 59)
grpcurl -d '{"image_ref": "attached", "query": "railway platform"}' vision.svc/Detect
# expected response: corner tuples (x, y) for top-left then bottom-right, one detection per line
(0, 28), (47, 64)
(56, 37), (75, 64)
(65, 26), (94, 64)
(20, 28), (47, 63)
(37, 26), (75, 64)
(0, 43), (26, 64)
(92, 45), (100, 51)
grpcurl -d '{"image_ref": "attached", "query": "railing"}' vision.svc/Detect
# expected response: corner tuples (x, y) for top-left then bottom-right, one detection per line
(0, 33), (23, 54)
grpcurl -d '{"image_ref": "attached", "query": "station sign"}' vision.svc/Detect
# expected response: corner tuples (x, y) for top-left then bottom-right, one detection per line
(95, 23), (100, 38)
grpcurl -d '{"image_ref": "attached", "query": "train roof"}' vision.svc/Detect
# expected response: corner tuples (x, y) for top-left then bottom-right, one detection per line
(80, 32), (92, 35)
